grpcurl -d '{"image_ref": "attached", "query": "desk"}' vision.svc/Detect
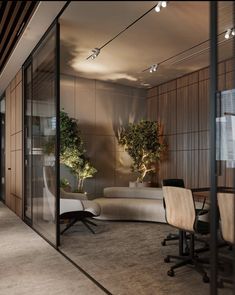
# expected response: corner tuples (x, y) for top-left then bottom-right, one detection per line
(192, 187), (235, 203)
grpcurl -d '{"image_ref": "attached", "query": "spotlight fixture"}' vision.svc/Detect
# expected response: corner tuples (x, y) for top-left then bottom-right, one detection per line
(149, 64), (158, 73)
(224, 28), (235, 39)
(155, 2), (161, 12)
(155, 1), (168, 13)
(90, 48), (100, 60)
(225, 29), (231, 39)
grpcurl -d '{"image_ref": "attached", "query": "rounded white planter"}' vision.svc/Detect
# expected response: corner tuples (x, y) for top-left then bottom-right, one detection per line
(129, 181), (151, 188)
(129, 181), (137, 188)
(136, 182), (151, 188)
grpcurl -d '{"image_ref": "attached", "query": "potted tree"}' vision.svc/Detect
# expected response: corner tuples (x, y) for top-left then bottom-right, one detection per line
(60, 110), (97, 192)
(118, 119), (165, 187)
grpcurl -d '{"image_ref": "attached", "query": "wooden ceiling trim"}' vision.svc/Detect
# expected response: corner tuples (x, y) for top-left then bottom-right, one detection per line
(0, 2), (32, 64)
(0, 2), (13, 36)
(0, 1), (38, 74)
(0, 2), (22, 52)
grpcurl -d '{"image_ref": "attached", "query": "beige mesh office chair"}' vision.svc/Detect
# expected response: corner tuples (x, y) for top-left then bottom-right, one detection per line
(218, 192), (234, 287)
(218, 193), (234, 245)
(163, 186), (210, 283)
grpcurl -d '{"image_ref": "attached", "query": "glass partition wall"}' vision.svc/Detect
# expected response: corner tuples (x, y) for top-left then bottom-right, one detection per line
(57, 2), (234, 294)
(0, 95), (5, 202)
(214, 2), (235, 294)
(23, 22), (60, 247)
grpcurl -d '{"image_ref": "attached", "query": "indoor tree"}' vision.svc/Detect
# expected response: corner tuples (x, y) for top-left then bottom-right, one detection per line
(118, 119), (165, 183)
(60, 110), (97, 192)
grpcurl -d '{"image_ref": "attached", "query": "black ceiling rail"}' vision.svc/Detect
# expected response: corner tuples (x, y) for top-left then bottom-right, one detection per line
(86, 3), (159, 60)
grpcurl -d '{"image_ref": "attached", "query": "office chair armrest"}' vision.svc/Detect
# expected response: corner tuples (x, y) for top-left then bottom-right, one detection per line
(194, 211), (210, 234)
(196, 208), (209, 216)
(201, 196), (206, 210)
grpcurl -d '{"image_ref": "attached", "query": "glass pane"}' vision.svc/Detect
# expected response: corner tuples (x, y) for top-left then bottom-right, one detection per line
(217, 1), (235, 293)
(30, 24), (58, 245)
(24, 64), (32, 220)
(0, 95), (5, 202)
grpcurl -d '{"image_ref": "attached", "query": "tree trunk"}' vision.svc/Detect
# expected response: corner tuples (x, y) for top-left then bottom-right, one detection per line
(77, 178), (84, 192)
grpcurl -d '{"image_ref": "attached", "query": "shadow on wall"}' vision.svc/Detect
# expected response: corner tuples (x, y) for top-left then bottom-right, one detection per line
(60, 72), (147, 199)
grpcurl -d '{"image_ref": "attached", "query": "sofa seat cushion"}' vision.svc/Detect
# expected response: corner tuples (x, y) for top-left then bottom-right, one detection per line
(94, 197), (166, 223)
(104, 187), (163, 200)
(60, 199), (101, 216)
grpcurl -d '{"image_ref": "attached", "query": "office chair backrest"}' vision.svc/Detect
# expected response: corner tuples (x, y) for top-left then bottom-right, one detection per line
(162, 179), (185, 188)
(163, 186), (195, 232)
(217, 193), (234, 244)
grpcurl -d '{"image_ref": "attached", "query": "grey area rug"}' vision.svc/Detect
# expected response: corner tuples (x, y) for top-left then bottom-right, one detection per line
(59, 220), (233, 295)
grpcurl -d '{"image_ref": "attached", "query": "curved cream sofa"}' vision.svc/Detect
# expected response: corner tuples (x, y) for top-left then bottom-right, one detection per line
(95, 187), (166, 223)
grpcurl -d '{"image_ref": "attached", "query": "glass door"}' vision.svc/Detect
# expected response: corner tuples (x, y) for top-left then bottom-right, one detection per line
(24, 22), (60, 247)
(24, 63), (32, 221)
(211, 2), (235, 294)
(0, 95), (5, 202)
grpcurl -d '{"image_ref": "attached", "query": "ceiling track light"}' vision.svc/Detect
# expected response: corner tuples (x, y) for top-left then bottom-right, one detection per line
(225, 29), (231, 39)
(149, 64), (158, 73)
(155, 1), (168, 13)
(86, 3), (170, 60)
(142, 64), (159, 73)
(224, 28), (235, 39)
(88, 48), (100, 60)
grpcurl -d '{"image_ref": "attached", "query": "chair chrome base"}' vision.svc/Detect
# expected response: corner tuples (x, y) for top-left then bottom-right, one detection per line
(164, 234), (210, 283)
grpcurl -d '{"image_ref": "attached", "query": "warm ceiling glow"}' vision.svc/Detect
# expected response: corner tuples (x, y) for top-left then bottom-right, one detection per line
(71, 58), (138, 82)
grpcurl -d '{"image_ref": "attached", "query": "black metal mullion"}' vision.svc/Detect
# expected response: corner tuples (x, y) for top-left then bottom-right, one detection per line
(55, 19), (60, 248)
(209, 2), (218, 295)
(233, 2), (235, 294)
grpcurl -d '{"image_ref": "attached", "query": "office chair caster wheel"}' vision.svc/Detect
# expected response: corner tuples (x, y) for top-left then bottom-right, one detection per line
(161, 240), (166, 246)
(167, 270), (175, 277)
(203, 274), (209, 283)
(164, 256), (170, 263)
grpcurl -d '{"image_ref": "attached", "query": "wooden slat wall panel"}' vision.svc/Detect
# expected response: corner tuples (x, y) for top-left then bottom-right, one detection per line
(198, 150), (210, 187)
(188, 83), (199, 132)
(147, 96), (158, 121)
(147, 58), (234, 189)
(177, 87), (188, 133)
(5, 86), (11, 207)
(199, 79), (209, 131)
(5, 70), (23, 218)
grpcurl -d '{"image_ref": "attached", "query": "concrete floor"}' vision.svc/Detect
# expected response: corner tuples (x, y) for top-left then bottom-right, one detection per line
(0, 202), (106, 295)
(1, 202), (233, 295)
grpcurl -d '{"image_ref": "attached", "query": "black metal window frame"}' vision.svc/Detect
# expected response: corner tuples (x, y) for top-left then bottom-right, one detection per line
(0, 92), (5, 203)
(22, 19), (60, 248)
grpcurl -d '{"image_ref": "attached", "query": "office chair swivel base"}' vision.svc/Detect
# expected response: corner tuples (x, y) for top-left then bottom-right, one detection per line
(60, 212), (97, 235)
(165, 255), (209, 283)
(162, 234), (209, 252)
(164, 233), (210, 283)
(161, 234), (179, 246)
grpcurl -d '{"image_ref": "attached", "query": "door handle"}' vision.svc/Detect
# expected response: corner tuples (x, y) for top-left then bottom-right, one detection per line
(8, 168), (11, 170)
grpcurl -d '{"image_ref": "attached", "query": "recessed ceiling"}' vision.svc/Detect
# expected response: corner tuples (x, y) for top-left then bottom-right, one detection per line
(59, 1), (234, 88)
